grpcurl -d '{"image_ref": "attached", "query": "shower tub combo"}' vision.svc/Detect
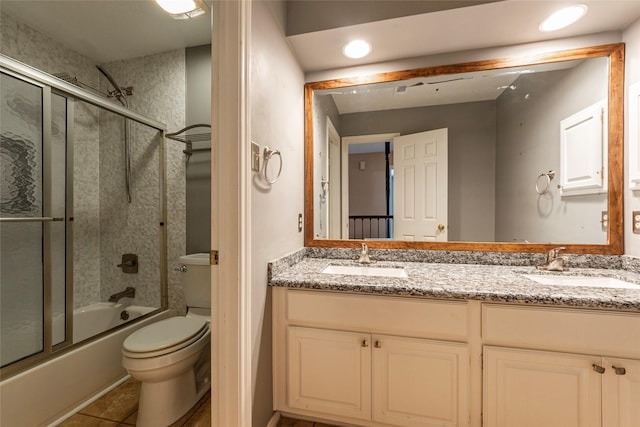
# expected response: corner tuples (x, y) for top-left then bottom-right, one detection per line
(0, 55), (176, 426)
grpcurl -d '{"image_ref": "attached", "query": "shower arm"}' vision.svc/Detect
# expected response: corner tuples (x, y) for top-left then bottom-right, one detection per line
(96, 65), (132, 203)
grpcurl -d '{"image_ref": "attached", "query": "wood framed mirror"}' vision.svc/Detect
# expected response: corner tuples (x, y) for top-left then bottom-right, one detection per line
(304, 43), (624, 254)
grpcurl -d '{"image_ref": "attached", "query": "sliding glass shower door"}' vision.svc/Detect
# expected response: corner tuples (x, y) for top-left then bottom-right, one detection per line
(0, 71), (69, 367)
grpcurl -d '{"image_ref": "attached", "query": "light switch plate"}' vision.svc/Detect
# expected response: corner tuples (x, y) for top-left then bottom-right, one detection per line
(251, 141), (260, 172)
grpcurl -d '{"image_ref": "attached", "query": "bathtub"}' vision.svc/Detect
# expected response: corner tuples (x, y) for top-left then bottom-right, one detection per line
(0, 306), (172, 427)
(71, 302), (156, 343)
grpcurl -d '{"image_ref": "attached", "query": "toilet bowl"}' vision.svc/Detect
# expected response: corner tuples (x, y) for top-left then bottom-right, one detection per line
(122, 253), (211, 427)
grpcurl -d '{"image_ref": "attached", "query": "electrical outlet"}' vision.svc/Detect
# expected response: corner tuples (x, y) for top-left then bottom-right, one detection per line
(251, 141), (260, 172)
(601, 211), (608, 232)
(298, 213), (303, 232)
(633, 211), (640, 234)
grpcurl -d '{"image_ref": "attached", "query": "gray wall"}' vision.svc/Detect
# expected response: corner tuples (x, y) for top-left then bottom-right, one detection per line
(495, 59), (608, 244)
(340, 101), (496, 242)
(250, 1), (305, 426)
(185, 45), (212, 254)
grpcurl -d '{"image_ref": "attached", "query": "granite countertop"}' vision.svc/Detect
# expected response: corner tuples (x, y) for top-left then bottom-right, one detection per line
(268, 257), (640, 312)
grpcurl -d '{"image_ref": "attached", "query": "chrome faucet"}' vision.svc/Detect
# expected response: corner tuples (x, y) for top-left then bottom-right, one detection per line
(536, 247), (567, 272)
(108, 286), (136, 303)
(357, 243), (372, 264)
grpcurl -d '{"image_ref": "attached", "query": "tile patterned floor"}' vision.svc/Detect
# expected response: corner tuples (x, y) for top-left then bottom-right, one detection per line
(55, 377), (211, 427)
(54, 378), (337, 427)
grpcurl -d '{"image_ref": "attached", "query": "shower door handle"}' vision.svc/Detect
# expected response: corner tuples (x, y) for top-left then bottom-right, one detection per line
(0, 217), (64, 222)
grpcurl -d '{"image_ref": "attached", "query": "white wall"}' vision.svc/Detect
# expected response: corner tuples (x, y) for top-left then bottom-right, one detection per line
(250, 1), (305, 425)
(625, 18), (640, 256)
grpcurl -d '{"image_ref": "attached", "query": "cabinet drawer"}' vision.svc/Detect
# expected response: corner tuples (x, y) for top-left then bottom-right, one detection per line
(286, 290), (468, 341)
(482, 304), (640, 358)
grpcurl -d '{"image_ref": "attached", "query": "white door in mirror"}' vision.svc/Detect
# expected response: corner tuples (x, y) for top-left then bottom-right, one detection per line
(322, 265), (408, 278)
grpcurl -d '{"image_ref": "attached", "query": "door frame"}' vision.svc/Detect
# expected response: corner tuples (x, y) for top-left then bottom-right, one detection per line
(341, 133), (399, 239)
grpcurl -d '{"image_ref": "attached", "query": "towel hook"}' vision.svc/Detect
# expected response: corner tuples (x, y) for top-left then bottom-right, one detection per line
(263, 146), (282, 184)
(535, 170), (555, 194)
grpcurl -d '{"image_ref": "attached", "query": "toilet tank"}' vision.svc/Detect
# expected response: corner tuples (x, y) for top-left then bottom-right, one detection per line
(179, 253), (211, 309)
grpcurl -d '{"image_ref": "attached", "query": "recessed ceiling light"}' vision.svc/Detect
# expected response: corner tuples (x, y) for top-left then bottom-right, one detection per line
(539, 4), (587, 32)
(155, 0), (208, 19)
(343, 40), (371, 59)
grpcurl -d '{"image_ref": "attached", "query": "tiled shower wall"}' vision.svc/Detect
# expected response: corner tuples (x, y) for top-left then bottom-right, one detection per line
(99, 51), (186, 310)
(0, 12), (186, 313)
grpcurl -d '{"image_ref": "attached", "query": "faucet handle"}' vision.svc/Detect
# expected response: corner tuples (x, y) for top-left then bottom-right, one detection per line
(361, 243), (368, 253)
(547, 246), (566, 261)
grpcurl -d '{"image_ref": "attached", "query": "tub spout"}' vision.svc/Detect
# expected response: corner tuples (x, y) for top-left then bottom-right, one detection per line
(108, 287), (136, 303)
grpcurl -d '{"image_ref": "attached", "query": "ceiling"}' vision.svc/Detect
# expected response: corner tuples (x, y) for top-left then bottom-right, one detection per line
(1, 1), (639, 70)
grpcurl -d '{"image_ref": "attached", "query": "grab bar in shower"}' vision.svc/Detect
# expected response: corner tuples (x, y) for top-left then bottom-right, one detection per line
(0, 217), (65, 222)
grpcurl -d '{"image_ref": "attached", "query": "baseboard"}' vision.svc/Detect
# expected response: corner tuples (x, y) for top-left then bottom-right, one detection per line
(266, 411), (281, 427)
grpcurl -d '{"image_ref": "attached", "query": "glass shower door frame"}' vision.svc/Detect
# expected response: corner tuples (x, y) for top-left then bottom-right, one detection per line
(0, 69), (73, 372)
(1, 54), (168, 378)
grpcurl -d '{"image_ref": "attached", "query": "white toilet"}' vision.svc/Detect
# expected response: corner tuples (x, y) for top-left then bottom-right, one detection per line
(122, 253), (211, 427)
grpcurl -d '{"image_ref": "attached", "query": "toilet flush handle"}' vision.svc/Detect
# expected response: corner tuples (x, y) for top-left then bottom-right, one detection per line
(174, 264), (187, 272)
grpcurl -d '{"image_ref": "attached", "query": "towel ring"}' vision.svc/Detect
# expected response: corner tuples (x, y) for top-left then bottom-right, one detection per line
(263, 146), (282, 184)
(535, 170), (555, 194)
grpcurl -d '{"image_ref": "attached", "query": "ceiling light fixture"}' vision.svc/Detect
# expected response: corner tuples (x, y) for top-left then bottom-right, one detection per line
(539, 4), (587, 32)
(343, 40), (371, 59)
(155, 0), (208, 19)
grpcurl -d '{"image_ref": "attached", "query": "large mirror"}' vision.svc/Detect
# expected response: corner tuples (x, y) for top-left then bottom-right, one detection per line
(305, 43), (624, 254)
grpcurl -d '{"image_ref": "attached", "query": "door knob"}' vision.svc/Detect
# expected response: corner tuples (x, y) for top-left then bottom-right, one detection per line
(437, 224), (445, 231)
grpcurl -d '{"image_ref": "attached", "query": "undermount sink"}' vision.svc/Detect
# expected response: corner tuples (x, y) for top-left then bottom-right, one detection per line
(322, 265), (408, 278)
(522, 274), (640, 289)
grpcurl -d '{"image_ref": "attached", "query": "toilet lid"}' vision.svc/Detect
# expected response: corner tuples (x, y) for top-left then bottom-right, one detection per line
(123, 317), (208, 355)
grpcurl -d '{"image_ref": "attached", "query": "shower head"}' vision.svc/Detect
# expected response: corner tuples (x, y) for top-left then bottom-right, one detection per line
(96, 65), (129, 107)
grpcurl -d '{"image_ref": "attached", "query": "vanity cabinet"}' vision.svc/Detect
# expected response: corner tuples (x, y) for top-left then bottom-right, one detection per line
(274, 288), (471, 427)
(482, 304), (640, 427)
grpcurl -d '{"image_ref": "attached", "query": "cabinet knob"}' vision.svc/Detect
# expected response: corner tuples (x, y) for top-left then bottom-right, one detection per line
(592, 364), (606, 374)
(612, 365), (626, 375)
(361, 339), (368, 348)
(437, 224), (445, 232)
(374, 340), (382, 348)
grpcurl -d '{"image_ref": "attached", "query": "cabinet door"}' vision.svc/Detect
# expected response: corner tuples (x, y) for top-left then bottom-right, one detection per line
(287, 326), (371, 420)
(372, 335), (469, 426)
(484, 346), (602, 427)
(603, 358), (640, 427)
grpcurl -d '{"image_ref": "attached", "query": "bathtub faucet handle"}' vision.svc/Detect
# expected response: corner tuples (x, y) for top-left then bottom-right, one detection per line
(117, 254), (138, 274)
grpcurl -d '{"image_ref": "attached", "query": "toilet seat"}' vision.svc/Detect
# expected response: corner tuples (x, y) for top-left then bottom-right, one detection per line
(123, 317), (208, 359)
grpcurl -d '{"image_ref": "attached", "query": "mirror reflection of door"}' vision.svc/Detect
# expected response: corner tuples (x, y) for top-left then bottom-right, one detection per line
(327, 119), (341, 239)
(394, 128), (448, 241)
(343, 133), (399, 240)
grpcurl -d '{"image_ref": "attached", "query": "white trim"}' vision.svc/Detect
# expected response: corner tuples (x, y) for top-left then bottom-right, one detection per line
(325, 118), (340, 239)
(47, 376), (131, 427)
(629, 81), (640, 190)
(341, 133), (400, 239)
(211, 1), (252, 426)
